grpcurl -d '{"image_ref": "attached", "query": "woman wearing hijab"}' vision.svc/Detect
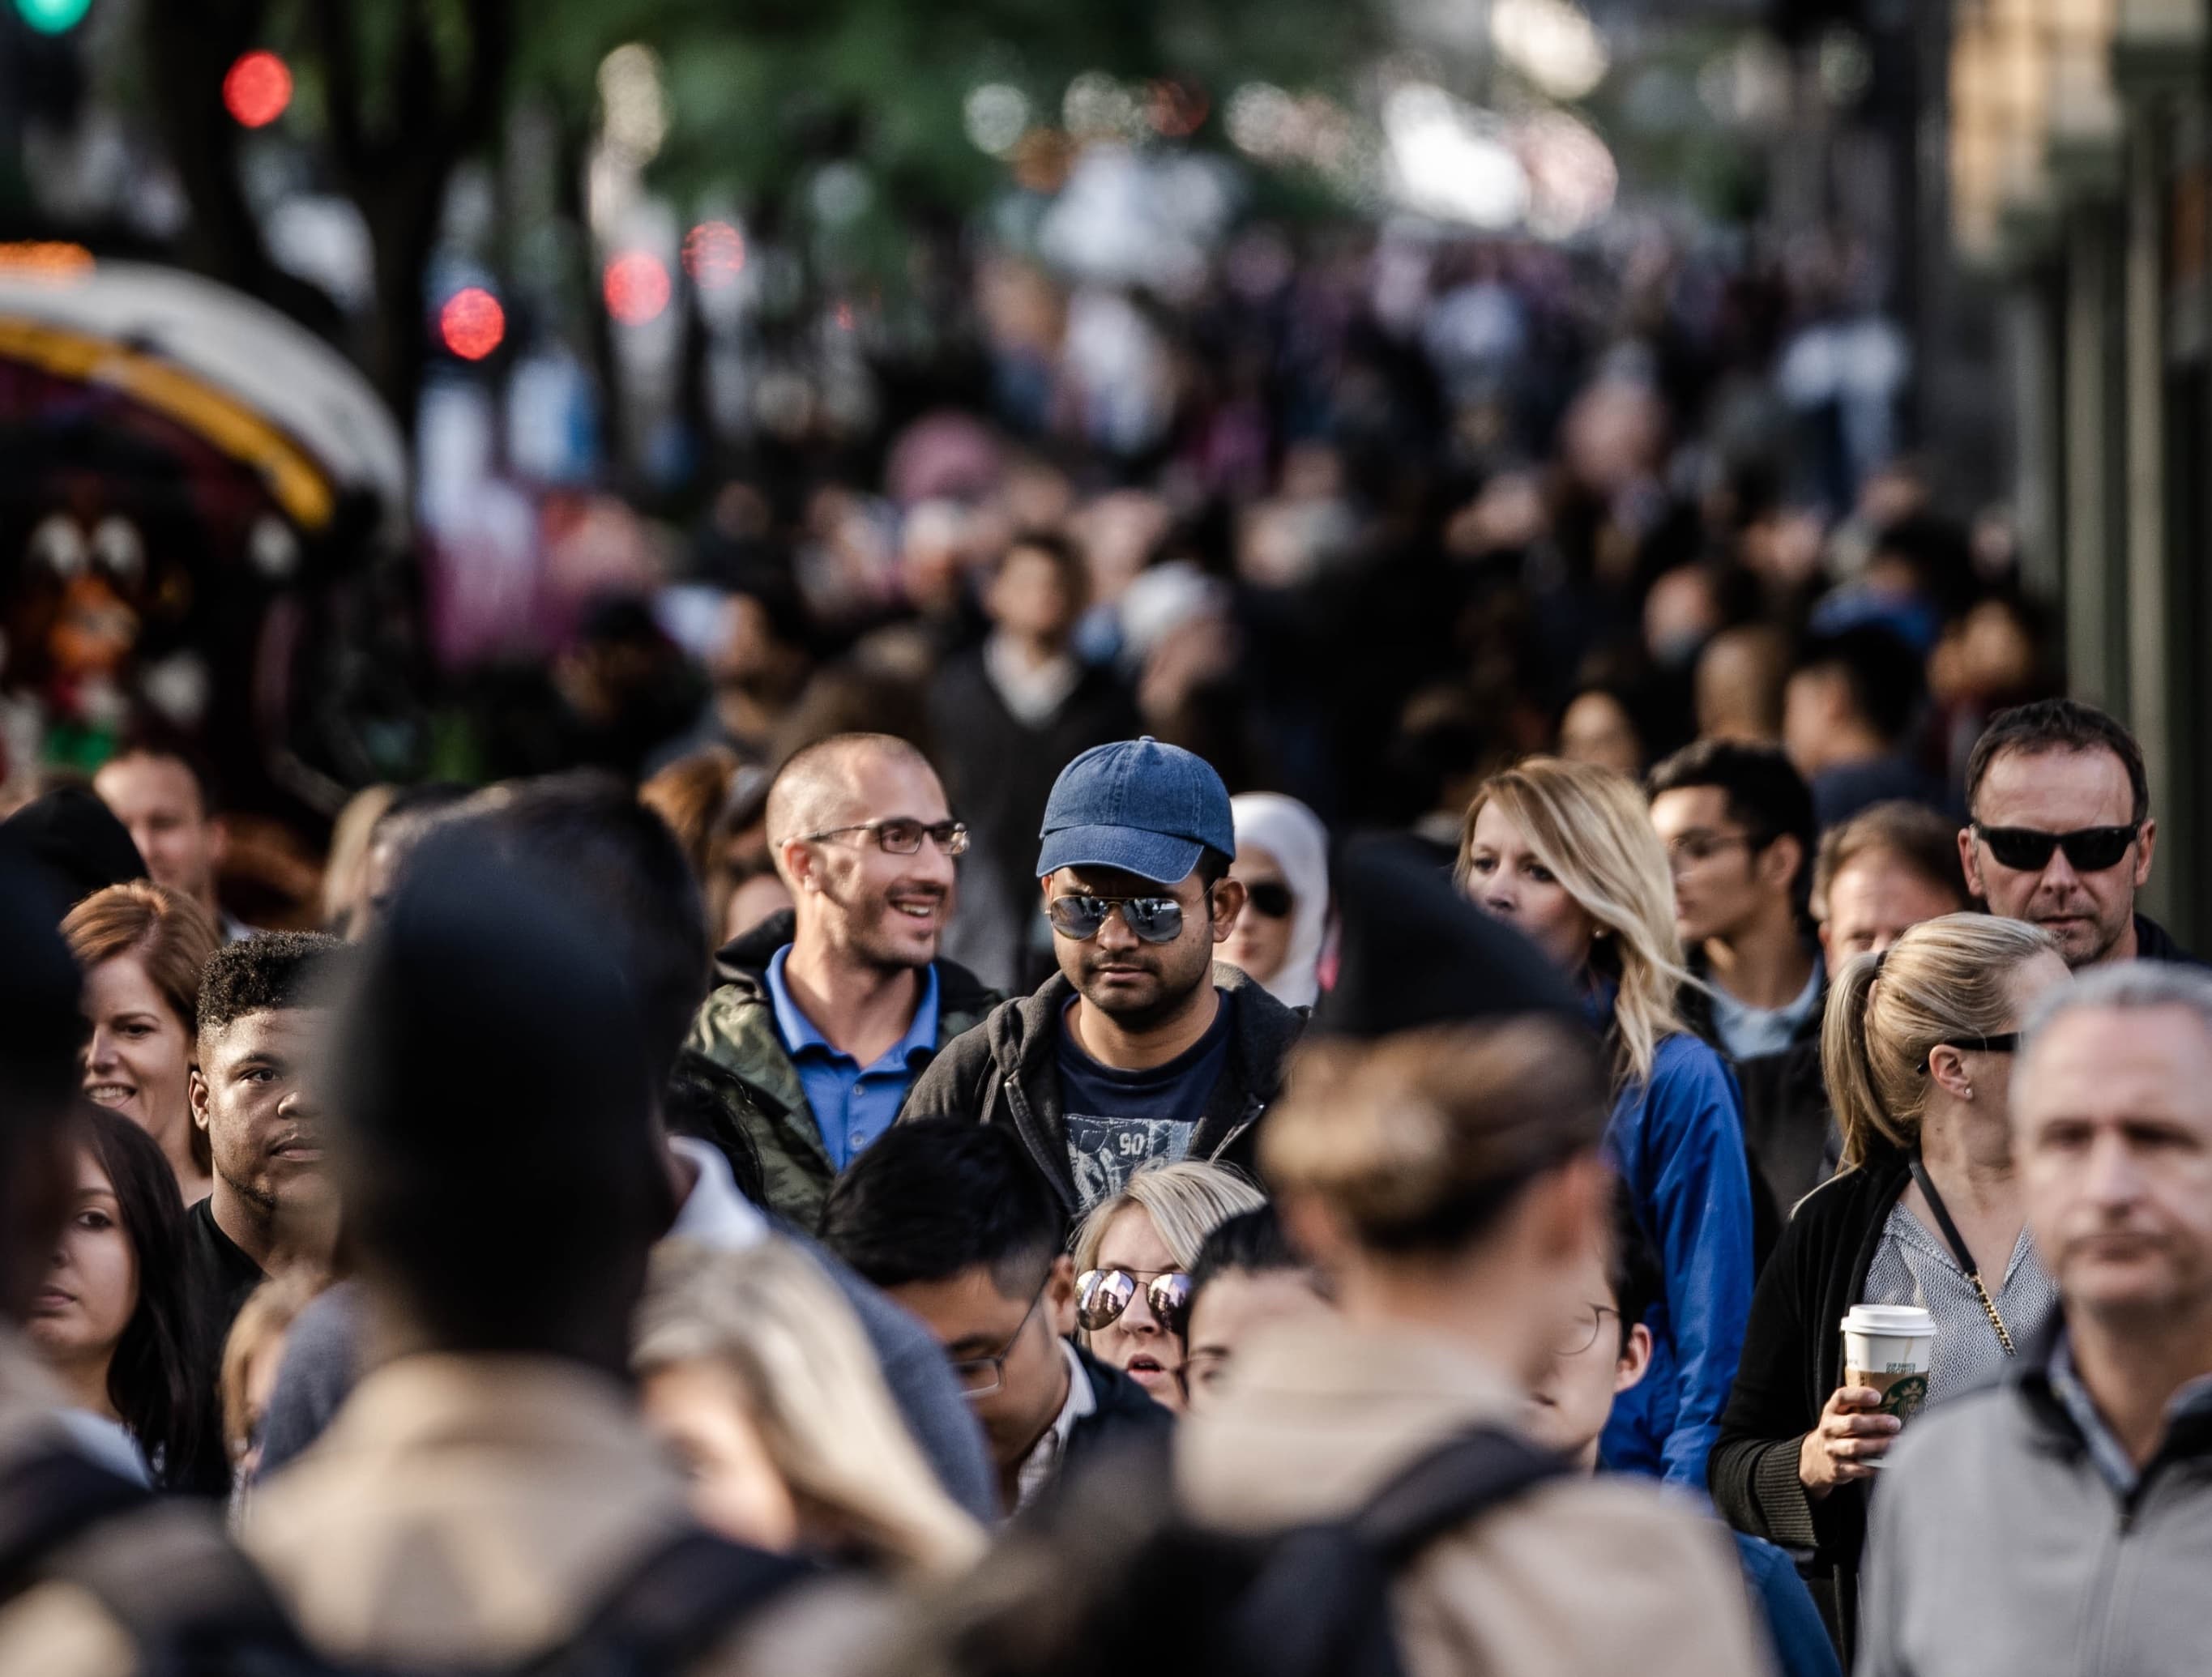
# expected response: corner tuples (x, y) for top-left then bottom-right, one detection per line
(1223, 793), (1330, 1011)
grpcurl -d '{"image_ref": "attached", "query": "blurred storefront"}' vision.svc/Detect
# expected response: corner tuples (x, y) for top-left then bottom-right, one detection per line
(1958, 0), (2212, 946)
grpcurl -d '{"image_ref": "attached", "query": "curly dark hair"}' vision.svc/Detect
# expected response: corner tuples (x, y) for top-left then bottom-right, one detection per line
(197, 931), (349, 1040)
(75, 1105), (224, 1491)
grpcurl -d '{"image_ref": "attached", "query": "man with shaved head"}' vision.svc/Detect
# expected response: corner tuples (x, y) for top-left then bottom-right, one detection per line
(676, 733), (1001, 1226)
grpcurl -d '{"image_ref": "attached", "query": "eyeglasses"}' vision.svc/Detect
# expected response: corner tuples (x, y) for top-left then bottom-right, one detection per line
(1972, 823), (2138, 874)
(1243, 881), (1295, 920)
(1663, 831), (1754, 870)
(1048, 894), (1190, 945)
(801, 818), (970, 857)
(947, 1278), (1048, 1400)
(1919, 1031), (2020, 1073)
(1076, 1267), (1194, 1338)
(1553, 1303), (1620, 1359)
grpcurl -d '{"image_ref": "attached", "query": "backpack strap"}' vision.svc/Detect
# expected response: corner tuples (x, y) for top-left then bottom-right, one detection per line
(1351, 1427), (1569, 1562)
(0, 1445), (149, 1602)
(520, 1527), (815, 1677)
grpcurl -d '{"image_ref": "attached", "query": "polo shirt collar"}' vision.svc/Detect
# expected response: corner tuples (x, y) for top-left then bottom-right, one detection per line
(765, 944), (942, 1070)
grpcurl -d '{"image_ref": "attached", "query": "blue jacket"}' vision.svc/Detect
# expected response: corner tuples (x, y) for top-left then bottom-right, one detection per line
(1735, 1532), (1843, 1677)
(1599, 1028), (1756, 1491)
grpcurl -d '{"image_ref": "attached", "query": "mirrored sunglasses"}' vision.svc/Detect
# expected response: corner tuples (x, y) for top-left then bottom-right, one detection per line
(1048, 894), (1186, 944)
(1075, 1267), (1193, 1337)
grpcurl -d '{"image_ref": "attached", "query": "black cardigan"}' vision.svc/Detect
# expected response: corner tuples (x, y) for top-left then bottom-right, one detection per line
(1708, 1148), (1911, 1656)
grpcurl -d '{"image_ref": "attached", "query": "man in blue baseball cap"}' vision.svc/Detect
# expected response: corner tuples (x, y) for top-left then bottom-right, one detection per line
(903, 738), (1306, 1215)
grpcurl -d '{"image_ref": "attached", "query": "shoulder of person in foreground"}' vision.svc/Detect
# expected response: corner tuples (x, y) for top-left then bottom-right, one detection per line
(0, 1581), (137, 1677)
(694, 1572), (903, 1677)
(1428, 1472), (1770, 1677)
(252, 1279), (365, 1483)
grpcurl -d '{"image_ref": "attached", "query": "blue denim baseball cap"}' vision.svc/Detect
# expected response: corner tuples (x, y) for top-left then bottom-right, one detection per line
(1036, 737), (1235, 885)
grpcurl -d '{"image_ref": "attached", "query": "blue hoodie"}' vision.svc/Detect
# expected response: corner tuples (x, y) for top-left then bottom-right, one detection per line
(1597, 1019), (1756, 1491)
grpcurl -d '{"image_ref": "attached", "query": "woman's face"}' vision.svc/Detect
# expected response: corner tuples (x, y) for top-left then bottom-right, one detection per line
(27, 1147), (138, 1376)
(1222, 843), (1295, 988)
(1462, 800), (1599, 975)
(80, 956), (193, 1147)
(642, 1358), (801, 1554)
(1087, 1204), (1188, 1413)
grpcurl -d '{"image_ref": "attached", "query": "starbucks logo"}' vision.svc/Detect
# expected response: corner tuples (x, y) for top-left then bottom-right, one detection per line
(1881, 1374), (1929, 1421)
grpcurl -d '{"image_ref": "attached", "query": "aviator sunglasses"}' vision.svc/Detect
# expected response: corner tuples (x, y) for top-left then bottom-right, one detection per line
(1971, 822), (2139, 874)
(1048, 894), (1195, 944)
(1076, 1267), (1194, 1338)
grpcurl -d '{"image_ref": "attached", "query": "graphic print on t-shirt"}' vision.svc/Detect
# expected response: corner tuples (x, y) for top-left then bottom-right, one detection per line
(1065, 1115), (1195, 1209)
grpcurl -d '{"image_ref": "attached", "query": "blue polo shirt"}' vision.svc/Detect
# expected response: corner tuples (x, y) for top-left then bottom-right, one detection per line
(764, 945), (941, 1172)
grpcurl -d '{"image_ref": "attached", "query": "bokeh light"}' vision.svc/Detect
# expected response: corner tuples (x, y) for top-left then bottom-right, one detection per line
(1489, 0), (1609, 101)
(223, 51), (294, 130)
(604, 251), (672, 325)
(682, 222), (746, 289)
(439, 288), (506, 361)
(598, 44), (668, 164)
(14, 0), (92, 34)
(964, 84), (1031, 157)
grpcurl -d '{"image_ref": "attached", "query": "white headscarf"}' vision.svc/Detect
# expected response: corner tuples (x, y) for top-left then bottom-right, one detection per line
(1229, 792), (1331, 1010)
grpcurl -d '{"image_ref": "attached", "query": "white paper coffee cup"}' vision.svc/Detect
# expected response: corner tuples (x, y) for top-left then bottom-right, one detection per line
(1841, 1304), (1936, 1423)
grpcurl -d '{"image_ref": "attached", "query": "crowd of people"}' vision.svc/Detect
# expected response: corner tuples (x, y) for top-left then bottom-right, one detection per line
(0, 642), (2203, 1675)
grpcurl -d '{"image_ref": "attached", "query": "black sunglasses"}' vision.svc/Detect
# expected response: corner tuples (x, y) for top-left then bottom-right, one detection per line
(1973, 823), (2138, 874)
(1919, 1032), (2020, 1073)
(1244, 881), (1295, 920)
(1076, 1267), (1193, 1338)
(1048, 894), (1189, 945)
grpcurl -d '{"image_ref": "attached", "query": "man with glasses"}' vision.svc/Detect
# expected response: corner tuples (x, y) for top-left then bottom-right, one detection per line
(679, 732), (1000, 1227)
(820, 1116), (1172, 1516)
(1960, 698), (2202, 971)
(903, 736), (1306, 1213)
(1648, 740), (1828, 1234)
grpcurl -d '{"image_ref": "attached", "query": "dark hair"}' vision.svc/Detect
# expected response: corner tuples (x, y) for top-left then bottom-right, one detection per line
(997, 531), (1089, 611)
(1194, 843), (1234, 892)
(106, 735), (221, 817)
(1964, 698), (2149, 826)
(1811, 800), (1971, 919)
(1188, 1205), (1309, 1326)
(449, 774), (709, 1082)
(1603, 1176), (1663, 1356)
(1645, 738), (1817, 900)
(198, 932), (348, 1040)
(819, 1116), (1062, 1298)
(1792, 625), (1924, 745)
(77, 1105), (220, 1491)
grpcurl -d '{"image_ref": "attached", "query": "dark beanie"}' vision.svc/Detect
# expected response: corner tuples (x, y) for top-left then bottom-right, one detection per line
(0, 787), (145, 921)
(1312, 837), (1585, 1037)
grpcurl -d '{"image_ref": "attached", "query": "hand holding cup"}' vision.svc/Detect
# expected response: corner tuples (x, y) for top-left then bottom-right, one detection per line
(1799, 1386), (1902, 1499)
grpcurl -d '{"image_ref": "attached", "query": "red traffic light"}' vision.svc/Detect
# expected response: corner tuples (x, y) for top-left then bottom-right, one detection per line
(439, 288), (506, 361)
(223, 50), (293, 130)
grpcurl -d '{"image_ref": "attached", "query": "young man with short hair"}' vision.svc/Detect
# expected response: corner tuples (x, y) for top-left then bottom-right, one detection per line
(821, 1115), (1172, 1514)
(902, 737), (1305, 1213)
(678, 733), (998, 1228)
(1782, 625), (1941, 829)
(1811, 799), (1971, 978)
(1648, 740), (1827, 1222)
(1860, 963), (2212, 1674)
(1958, 696), (2198, 970)
(93, 744), (243, 938)
(1180, 1205), (1330, 1413)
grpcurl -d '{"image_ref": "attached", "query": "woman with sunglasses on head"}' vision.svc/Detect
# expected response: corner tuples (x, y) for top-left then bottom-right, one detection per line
(1457, 757), (1755, 1492)
(1710, 912), (2066, 1662)
(1067, 1160), (1266, 1413)
(1223, 793), (1331, 1011)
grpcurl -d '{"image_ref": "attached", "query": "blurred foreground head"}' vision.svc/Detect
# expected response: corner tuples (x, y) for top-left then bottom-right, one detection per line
(0, 842), (84, 1321)
(327, 833), (673, 1371)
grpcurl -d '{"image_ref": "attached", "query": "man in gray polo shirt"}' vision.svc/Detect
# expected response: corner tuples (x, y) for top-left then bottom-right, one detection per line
(1857, 962), (2212, 1676)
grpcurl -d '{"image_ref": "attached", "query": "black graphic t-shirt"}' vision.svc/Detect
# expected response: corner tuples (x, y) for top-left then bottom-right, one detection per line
(1057, 989), (1233, 1210)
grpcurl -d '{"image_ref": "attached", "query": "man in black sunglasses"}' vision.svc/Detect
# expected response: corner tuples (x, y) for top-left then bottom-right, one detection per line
(903, 737), (1306, 1214)
(1960, 698), (2201, 971)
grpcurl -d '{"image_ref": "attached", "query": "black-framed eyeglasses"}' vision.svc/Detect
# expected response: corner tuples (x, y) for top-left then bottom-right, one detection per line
(801, 817), (970, 857)
(1243, 881), (1295, 920)
(1919, 1031), (2020, 1073)
(947, 1278), (1048, 1400)
(1552, 1303), (1620, 1359)
(1076, 1266), (1194, 1338)
(1048, 894), (1192, 945)
(1972, 823), (2139, 874)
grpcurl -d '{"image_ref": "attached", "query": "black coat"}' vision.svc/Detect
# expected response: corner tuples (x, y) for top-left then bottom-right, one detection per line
(1062, 1343), (1176, 1483)
(1708, 1149), (1911, 1662)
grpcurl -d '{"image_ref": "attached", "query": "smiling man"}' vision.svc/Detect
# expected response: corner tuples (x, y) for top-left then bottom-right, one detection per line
(184, 931), (348, 1413)
(903, 737), (1305, 1213)
(678, 732), (999, 1227)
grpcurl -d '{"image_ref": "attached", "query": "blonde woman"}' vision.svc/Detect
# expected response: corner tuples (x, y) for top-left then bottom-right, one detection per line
(1068, 1161), (1266, 1414)
(635, 1239), (986, 1579)
(1710, 914), (2065, 1660)
(1457, 756), (1753, 1490)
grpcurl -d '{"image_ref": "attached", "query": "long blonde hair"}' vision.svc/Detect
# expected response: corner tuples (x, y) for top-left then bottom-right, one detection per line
(1455, 757), (1689, 1086)
(1823, 911), (2057, 1168)
(634, 1240), (985, 1578)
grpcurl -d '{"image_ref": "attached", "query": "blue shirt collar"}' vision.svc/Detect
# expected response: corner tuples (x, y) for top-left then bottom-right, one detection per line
(764, 944), (941, 1071)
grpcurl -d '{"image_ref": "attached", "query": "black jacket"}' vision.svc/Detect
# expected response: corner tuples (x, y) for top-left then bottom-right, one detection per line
(1709, 1149), (1911, 1661)
(1676, 955), (1834, 1267)
(1062, 1343), (1176, 1483)
(899, 963), (1307, 1214)
(2135, 913), (2207, 968)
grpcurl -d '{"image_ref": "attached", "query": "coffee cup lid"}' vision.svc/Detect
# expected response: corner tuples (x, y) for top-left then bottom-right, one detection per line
(1841, 1304), (1936, 1337)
